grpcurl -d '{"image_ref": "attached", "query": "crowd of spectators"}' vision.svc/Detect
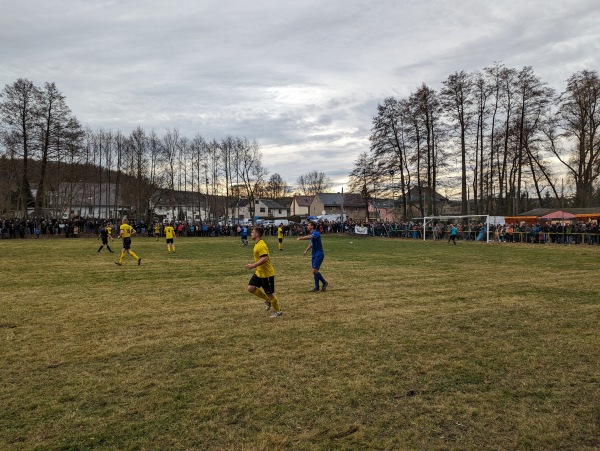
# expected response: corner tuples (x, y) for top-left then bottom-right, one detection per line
(2, 216), (600, 245)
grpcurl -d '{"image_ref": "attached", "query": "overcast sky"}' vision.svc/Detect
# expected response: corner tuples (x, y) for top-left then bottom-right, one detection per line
(1, 0), (598, 191)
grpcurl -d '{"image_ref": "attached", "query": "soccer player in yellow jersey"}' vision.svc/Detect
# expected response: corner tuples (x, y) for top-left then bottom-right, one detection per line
(164, 223), (176, 253)
(115, 218), (141, 266)
(106, 223), (114, 241)
(277, 225), (284, 251)
(154, 223), (160, 241)
(245, 226), (282, 317)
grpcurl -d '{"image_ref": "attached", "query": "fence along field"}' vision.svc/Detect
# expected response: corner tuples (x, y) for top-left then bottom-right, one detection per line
(1, 235), (599, 449)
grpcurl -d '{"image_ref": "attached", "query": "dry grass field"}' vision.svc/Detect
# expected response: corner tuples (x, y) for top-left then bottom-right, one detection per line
(1, 233), (599, 450)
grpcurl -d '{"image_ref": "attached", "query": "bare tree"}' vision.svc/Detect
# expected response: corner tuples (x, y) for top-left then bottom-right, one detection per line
(266, 173), (286, 199)
(296, 170), (332, 195)
(35, 82), (80, 217)
(369, 97), (411, 219)
(0, 78), (41, 217)
(238, 139), (267, 220)
(348, 152), (378, 221)
(441, 71), (475, 214)
(555, 70), (600, 207)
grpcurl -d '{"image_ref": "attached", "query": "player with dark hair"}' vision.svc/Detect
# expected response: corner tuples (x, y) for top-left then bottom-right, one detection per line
(97, 225), (115, 253)
(245, 226), (282, 317)
(297, 220), (329, 292)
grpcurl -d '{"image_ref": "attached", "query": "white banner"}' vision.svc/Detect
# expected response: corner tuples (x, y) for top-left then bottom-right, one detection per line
(355, 225), (368, 235)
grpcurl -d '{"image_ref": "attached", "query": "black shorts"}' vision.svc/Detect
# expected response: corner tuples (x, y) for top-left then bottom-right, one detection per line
(101, 238), (108, 244)
(278, 238), (283, 243)
(248, 274), (275, 295)
(123, 237), (132, 250)
(166, 238), (174, 244)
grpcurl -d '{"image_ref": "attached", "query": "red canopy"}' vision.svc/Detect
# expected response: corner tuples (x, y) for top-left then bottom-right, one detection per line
(540, 210), (576, 219)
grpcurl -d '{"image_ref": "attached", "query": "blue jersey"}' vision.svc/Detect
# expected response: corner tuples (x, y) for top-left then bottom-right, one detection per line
(241, 227), (248, 237)
(310, 230), (324, 255)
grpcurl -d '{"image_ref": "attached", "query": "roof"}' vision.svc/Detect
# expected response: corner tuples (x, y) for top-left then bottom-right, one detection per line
(519, 207), (600, 216)
(401, 186), (448, 203)
(258, 199), (287, 209)
(293, 195), (314, 207)
(315, 193), (364, 208)
(371, 198), (395, 209)
(228, 198), (250, 208)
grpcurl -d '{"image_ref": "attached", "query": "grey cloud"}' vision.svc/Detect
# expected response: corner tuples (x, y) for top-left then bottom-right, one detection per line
(1, 0), (597, 189)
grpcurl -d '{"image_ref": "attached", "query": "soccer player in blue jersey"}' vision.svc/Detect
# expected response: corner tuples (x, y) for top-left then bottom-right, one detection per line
(297, 220), (329, 292)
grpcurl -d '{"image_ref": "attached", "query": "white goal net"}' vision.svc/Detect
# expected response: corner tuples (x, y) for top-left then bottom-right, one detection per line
(422, 215), (495, 243)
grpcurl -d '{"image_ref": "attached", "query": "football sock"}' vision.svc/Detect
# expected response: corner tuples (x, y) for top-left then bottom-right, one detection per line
(252, 289), (269, 301)
(98, 246), (103, 252)
(119, 252), (126, 264)
(317, 272), (326, 285)
(129, 250), (139, 260)
(313, 274), (320, 289)
(271, 295), (281, 312)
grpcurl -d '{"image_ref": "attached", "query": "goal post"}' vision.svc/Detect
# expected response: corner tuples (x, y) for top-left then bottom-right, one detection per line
(422, 215), (492, 243)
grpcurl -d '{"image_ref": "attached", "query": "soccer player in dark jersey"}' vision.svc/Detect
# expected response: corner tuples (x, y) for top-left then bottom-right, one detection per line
(97, 225), (115, 253)
(297, 220), (329, 292)
(245, 226), (282, 317)
(115, 218), (141, 266)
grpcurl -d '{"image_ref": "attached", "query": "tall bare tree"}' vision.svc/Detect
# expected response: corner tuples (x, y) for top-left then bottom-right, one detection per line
(369, 96), (411, 219)
(348, 152), (377, 221)
(296, 170), (332, 195)
(555, 70), (600, 207)
(0, 78), (41, 217)
(238, 139), (267, 220)
(35, 82), (80, 217)
(266, 173), (286, 199)
(441, 71), (475, 214)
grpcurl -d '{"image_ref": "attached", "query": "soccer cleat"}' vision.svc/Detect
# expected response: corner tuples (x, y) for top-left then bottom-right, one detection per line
(265, 300), (271, 311)
(321, 282), (329, 292)
(138, 258), (142, 266)
(114, 262), (122, 266)
(270, 311), (283, 318)
(310, 287), (320, 292)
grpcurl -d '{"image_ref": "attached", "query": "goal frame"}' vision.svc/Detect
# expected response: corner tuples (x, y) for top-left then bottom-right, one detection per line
(422, 215), (491, 243)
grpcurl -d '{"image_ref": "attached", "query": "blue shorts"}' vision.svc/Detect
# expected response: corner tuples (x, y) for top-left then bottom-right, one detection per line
(311, 252), (324, 270)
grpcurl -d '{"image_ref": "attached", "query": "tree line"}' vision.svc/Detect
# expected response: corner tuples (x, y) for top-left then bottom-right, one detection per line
(349, 64), (600, 218)
(2, 64), (599, 221)
(0, 78), (332, 220)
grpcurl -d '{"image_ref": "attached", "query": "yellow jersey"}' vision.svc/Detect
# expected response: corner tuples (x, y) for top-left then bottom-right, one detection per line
(253, 239), (274, 278)
(277, 227), (283, 239)
(164, 226), (175, 239)
(120, 223), (134, 238)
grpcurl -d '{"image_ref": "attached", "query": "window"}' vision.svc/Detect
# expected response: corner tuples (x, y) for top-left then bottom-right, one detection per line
(260, 207), (265, 213)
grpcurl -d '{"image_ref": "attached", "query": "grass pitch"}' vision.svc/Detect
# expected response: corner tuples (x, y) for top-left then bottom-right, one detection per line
(1, 234), (599, 450)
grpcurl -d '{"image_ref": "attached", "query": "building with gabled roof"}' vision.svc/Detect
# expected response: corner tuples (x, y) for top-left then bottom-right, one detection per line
(291, 195), (314, 217)
(310, 193), (367, 221)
